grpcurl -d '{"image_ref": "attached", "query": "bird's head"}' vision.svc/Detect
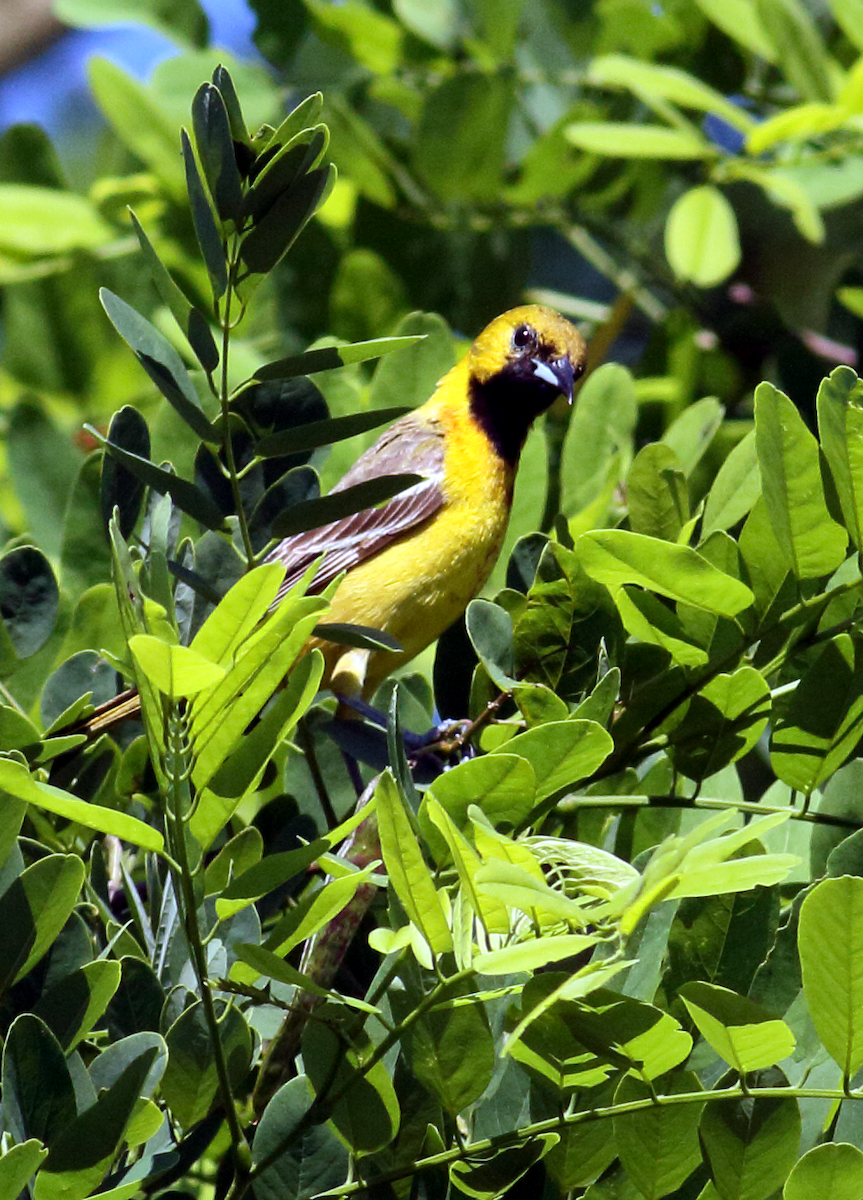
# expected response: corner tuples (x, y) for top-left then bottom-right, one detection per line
(467, 304), (588, 465)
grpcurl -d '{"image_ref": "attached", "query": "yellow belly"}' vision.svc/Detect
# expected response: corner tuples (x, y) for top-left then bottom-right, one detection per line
(310, 398), (513, 699)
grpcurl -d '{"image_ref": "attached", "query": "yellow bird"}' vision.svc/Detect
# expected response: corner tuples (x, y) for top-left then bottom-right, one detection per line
(81, 305), (585, 736)
(264, 304), (587, 702)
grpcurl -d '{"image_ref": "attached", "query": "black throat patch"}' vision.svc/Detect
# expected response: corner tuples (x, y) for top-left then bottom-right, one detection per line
(468, 361), (561, 467)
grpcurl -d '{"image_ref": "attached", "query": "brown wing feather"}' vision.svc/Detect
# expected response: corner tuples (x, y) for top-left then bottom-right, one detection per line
(265, 412), (446, 604)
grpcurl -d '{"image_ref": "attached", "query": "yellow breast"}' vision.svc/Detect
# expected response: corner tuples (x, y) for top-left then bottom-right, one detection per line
(312, 370), (515, 699)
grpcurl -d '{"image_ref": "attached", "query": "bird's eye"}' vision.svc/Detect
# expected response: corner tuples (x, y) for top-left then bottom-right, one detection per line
(512, 324), (535, 350)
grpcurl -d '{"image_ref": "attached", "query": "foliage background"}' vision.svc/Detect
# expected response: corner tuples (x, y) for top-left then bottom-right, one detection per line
(5, 2), (863, 1200)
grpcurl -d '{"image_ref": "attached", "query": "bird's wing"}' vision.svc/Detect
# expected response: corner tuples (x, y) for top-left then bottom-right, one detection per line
(266, 412), (446, 603)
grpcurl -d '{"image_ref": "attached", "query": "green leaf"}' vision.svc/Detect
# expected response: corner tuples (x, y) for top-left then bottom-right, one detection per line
(614, 1072), (704, 1200)
(252, 1077), (348, 1200)
(191, 82), (243, 224)
(254, 404), (411, 456)
(128, 212), (218, 373)
(817, 366), (863, 552)
(829, 0), (863, 50)
(237, 164), (334, 292)
(302, 1017), (399, 1154)
(614, 586), (708, 667)
(408, 986), (495, 1114)
(449, 1135), (559, 1200)
(306, 0), (403, 72)
(420, 754), (537, 862)
(180, 128), (228, 296)
(271, 472), (423, 538)
(565, 122), (713, 159)
(0, 758), (164, 852)
(668, 667), (771, 781)
(99, 289), (217, 443)
(784, 1143), (863, 1200)
(680, 982), (795, 1073)
(466, 598), (515, 688)
(161, 1001), (250, 1128)
(33, 960), (122, 1051)
(2, 1015), (76, 1146)
(755, 0), (833, 101)
(0, 854), (84, 993)
(702, 430), (761, 536)
(376, 771), (451, 956)
(661, 397), (725, 475)
(626, 443), (688, 541)
(0, 545), (59, 662)
(256, 338), (423, 386)
(100, 405), (150, 539)
(494, 720), (613, 801)
(699, 1073), (801, 1200)
(588, 55), (756, 132)
(665, 186), (741, 287)
(0, 185), (114, 256)
(770, 634), (863, 793)
(87, 57), (185, 197)
(369, 312), (456, 412)
(415, 73), (514, 201)
(692, 0), (776, 58)
(128, 634), (225, 699)
(90, 426), (227, 530)
(35, 1047), (159, 1200)
(55, 0), (207, 47)
(576, 529), (754, 614)
(7, 403), (82, 561)
(799, 875), (863, 1079)
(473, 933), (599, 975)
(0, 1141), (49, 1200)
(756, 380), (847, 578)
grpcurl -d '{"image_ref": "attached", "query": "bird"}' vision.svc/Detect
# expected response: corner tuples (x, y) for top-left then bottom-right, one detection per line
(264, 303), (587, 704)
(79, 304), (586, 737)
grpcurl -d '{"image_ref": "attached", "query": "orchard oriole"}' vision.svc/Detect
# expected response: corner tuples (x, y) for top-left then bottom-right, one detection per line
(266, 303), (586, 701)
(81, 304), (585, 734)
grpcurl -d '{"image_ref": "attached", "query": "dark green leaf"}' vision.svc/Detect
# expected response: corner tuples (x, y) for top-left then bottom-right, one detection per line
(408, 990), (494, 1114)
(271, 472), (423, 538)
(699, 1069), (801, 1200)
(302, 1017), (399, 1153)
(237, 163), (334, 288)
(129, 211), (219, 373)
(99, 288), (217, 442)
(101, 404), (150, 537)
(613, 1072), (703, 1199)
(466, 598), (515, 689)
(162, 1001), (251, 1128)
(241, 127), (328, 225)
(192, 82), (243, 223)
(255, 405), (410, 455)
(252, 1076), (348, 1200)
(61, 453), (113, 600)
(770, 634), (863, 793)
(313, 622), (401, 651)
(0, 854), (84, 994)
(180, 128), (228, 296)
(2, 1014), (76, 1146)
(668, 667), (771, 781)
(0, 545), (59, 660)
(449, 1135), (559, 1200)
(212, 64), (251, 148)
(89, 426), (227, 531)
(33, 960), (122, 1053)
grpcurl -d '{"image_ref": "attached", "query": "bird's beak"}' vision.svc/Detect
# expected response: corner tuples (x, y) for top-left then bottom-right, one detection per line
(532, 355), (576, 403)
